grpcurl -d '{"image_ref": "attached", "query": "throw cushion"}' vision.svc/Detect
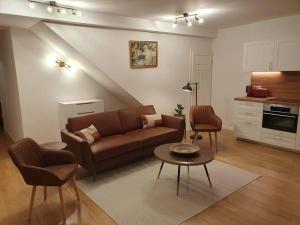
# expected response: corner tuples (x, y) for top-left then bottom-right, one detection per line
(75, 125), (100, 144)
(141, 114), (163, 129)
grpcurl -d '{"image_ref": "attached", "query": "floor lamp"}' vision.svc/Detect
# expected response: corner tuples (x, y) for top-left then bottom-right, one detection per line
(182, 82), (203, 140)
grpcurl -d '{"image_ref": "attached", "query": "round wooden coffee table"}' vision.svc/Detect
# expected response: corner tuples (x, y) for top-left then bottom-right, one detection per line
(154, 143), (215, 196)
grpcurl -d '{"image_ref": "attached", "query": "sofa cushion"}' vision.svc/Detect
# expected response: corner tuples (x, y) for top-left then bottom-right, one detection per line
(67, 111), (123, 137)
(119, 105), (156, 132)
(126, 127), (180, 147)
(90, 134), (142, 162)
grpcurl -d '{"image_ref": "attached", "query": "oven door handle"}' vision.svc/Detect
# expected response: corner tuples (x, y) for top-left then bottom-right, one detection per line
(264, 112), (297, 118)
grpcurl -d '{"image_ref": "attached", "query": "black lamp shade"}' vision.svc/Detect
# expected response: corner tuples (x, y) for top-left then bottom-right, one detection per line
(182, 82), (192, 92)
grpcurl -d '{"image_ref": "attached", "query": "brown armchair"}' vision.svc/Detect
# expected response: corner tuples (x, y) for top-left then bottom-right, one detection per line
(189, 105), (222, 151)
(8, 138), (79, 222)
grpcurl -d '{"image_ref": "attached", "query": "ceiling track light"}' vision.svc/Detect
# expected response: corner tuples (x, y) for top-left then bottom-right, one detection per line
(27, 0), (82, 16)
(172, 12), (204, 28)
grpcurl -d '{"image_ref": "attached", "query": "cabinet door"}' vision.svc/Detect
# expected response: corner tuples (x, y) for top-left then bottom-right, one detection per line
(275, 38), (300, 71)
(234, 101), (263, 141)
(243, 41), (275, 72)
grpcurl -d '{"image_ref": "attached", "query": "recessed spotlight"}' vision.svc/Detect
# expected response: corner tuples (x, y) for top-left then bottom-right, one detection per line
(47, 6), (53, 12)
(29, 1), (35, 9)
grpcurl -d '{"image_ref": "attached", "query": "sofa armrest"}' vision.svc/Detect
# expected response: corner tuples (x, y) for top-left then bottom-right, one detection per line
(162, 114), (185, 131)
(61, 129), (94, 167)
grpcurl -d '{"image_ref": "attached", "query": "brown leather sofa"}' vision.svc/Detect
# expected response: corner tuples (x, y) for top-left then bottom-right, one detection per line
(61, 105), (185, 180)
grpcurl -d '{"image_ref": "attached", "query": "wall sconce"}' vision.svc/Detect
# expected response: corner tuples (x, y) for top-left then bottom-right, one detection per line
(56, 58), (71, 70)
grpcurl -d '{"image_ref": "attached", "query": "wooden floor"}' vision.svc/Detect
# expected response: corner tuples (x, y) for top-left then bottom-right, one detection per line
(1, 129), (300, 225)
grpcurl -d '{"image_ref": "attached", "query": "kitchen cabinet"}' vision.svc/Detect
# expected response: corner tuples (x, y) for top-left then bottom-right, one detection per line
(262, 128), (296, 150)
(243, 38), (300, 72)
(234, 101), (263, 141)
(275, 38), (300, 71)
(243, 41), (276, 72)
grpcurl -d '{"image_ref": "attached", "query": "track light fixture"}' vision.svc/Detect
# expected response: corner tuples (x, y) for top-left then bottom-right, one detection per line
(172, 12), (204, 28)
(27, 0), (82, 16)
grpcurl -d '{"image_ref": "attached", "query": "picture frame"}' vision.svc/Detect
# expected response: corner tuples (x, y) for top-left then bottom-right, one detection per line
(129, 41), (158, 68)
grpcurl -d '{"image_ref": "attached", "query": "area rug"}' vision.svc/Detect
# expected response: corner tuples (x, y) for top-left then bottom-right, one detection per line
(77, 159), (260, 225)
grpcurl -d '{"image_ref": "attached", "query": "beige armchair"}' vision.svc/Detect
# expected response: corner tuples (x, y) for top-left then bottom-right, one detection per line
(189, 105), (222, 151)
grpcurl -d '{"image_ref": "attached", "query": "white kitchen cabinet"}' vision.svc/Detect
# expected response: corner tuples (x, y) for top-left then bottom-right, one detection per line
(243, 41), (276, 72)
(58, 99), (104, 129)
(262, 128), (296, 150)
(234, 101), (263, 141)
(275, 38), (300, 71)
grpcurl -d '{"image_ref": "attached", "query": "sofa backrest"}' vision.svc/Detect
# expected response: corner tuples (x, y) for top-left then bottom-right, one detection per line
(67, 111), (123, 137)
(118, 105), (156, 132)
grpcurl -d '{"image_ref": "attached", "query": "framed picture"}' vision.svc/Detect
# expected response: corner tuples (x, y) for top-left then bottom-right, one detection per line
(129, 41), (158, 68)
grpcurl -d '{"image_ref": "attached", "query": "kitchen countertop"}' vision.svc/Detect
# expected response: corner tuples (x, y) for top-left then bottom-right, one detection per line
(234, 96), (300, 106)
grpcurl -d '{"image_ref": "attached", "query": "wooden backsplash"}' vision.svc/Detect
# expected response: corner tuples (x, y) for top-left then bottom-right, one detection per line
(251, 72), (300, 99)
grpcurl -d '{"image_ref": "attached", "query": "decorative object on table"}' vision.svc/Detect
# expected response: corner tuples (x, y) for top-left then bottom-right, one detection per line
(8, 138), (79, 223)
(190, 105), (222, 151)
(169, 143), (200, 154)
(182, 82), (202, 140)
(129, 41), (158, 68)
(246, 85), (270, 98)
(174, 104), (184, 116)
(40, 141), (67, 150)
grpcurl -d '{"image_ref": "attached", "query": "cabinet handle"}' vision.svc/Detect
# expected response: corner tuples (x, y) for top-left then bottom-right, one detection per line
(78, 111), (95, 115)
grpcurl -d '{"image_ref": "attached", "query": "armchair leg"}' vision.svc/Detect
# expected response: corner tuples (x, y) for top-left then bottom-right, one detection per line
(192, 131), (198, 144)
(28, 186), (36, 221)
(209, 132), (212, 147)
(215, 132), (218, 152)
(93, 170), (96, 182)
(70, 176), (80, 200)
(58, 187), (66, 222)
(44, 186), (47, 201)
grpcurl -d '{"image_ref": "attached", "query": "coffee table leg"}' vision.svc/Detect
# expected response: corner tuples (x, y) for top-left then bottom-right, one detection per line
(204, 164), (212, 188)
(157, 162), (164, 179)
(187, 166), (190, 173)
(177, 166), (181, 196)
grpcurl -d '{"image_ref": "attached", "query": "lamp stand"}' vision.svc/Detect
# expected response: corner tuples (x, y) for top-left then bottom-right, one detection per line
(189, 82), (203, 141)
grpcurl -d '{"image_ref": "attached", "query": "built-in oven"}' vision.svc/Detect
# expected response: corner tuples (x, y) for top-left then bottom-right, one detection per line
(263, 104), (299, 133)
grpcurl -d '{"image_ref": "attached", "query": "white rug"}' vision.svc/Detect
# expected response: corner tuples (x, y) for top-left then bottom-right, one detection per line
(77, 158), (260, 225)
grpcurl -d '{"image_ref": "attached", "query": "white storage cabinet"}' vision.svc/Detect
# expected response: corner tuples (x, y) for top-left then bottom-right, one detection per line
(58, 99), (104, 129)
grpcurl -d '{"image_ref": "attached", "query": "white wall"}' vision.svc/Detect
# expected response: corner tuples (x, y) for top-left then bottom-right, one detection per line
(0, 29), (24, 141)
(10, 28), (128, 143)
(47, 23), (212, 116)
(212, 15), (300, 129)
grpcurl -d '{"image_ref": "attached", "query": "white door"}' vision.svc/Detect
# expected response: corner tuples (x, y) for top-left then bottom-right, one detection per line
(190, 49), (212, 106)
(275, 38), (300, 71)
(243, 41), (276, 72)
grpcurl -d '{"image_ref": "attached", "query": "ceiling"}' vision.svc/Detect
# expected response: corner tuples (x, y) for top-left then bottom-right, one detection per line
(56, 0), (300, 29)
